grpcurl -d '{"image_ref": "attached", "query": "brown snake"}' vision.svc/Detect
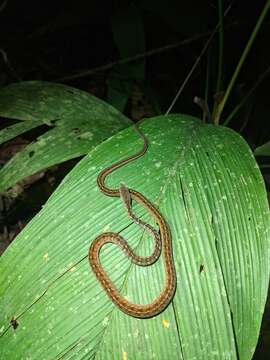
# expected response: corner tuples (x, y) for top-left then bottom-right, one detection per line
(88, 122), (176, 318)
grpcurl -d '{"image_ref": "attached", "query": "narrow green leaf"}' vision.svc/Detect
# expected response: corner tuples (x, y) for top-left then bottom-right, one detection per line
(0, 120), (43, 146)
(254, 140), (270, 156)
(0, 115), (268, 359)
(0, 81), (131, 193)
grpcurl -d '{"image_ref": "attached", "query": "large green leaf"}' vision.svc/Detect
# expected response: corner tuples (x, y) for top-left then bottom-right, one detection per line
(0, 81), (131, 193)
(0, 115), (269, 359)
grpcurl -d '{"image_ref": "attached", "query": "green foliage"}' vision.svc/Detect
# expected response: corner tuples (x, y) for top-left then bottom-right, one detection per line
(254, 141), (270, 156)
(214, 1), (270, 123)
(0, 115), (269, 359)
(0, 81), (131, 193)
(0, 2), (269, 358)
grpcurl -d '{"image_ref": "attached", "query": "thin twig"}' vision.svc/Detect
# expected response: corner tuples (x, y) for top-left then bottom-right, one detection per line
(216, 0), (224, 94)
(0, 48), (21, 81)
(0, 48), (8, 63)
(55, 23), (238, 83)
(223, 63), (270, 126)
(165, 4), (232, 115)
(214, 1), (270, 123)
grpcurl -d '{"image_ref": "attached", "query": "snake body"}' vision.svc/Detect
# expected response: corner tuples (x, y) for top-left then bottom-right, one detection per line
(88, 123), (176, 318)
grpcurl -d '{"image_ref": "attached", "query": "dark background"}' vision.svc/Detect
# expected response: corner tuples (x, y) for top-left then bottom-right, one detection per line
(0, 1), (269, 358)
(0, 0), (270, 144)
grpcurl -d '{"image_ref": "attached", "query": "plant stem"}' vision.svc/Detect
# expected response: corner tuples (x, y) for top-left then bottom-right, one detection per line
(223, 63), (270, 126)
(216, 0), (224, 94)
(214, 1), (270, 124)
(166, 4), (232, 115)
(55, 30), (222, 83)
(203, 52), (211, 123)
(212, 0), (224, 124)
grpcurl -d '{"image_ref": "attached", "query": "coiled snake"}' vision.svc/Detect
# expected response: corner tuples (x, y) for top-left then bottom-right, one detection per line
(88, 122), (176, 318)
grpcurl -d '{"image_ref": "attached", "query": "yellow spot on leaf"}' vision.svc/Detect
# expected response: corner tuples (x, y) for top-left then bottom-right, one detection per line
(162, 319), (170, 328)
(43, 253), (49, 261)
(103, 225), (110, 232)
(122, 350), (128, 360)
